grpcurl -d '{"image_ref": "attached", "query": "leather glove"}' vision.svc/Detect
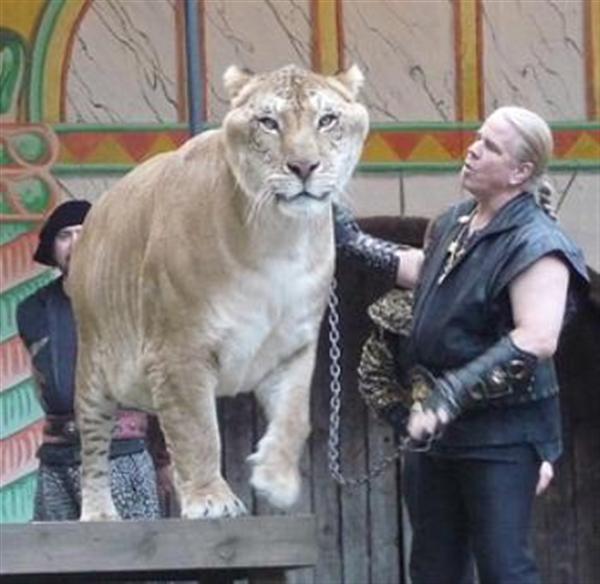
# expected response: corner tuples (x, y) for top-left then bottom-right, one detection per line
(407, 336), (538, 441)
(333, 203), (401, 282)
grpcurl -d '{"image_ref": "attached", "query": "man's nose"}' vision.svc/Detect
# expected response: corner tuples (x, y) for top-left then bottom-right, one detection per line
(467, 141), (481, 158)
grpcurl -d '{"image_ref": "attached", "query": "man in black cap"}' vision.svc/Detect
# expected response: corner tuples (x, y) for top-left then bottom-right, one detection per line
(17, 200), (170, 521)
(31, 199), (91, 272)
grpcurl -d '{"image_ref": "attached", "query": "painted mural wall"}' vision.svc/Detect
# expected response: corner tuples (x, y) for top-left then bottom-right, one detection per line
(1, 0), (598, 523)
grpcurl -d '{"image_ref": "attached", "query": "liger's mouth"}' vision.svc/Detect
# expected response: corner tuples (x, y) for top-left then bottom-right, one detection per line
(276, 190), (330, 202)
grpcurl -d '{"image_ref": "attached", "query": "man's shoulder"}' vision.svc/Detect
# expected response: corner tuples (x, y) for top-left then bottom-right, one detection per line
(516, 210), (584, 259)
(503, 210), (589, 287)
(428, 198), (474, 240)
(17, 278), (61, 324)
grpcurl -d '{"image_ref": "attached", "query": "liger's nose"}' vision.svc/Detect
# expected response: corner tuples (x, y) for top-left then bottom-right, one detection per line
(287, 160), (320, 181)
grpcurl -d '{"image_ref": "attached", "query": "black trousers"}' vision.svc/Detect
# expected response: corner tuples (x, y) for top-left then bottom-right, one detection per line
(403, 446), (541, 584)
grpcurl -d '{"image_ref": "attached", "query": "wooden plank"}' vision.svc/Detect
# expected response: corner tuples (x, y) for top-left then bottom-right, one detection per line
(533, 421), (578, 583)
(338, 268), (370, 584)
(309, 320), (343, 584)
(285, 447), (315, 584)
(367, 416), (401, 584)
(549, 305), (600, 584)
(573, 420), (600, 584)
(0, 515), (318, 577)
(252, 408), (271, 518)
(221, 394), (256, 513)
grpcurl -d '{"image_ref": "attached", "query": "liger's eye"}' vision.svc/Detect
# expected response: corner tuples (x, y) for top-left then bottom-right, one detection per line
(318, 113), (338, 130)
(258, 116), (279, 132)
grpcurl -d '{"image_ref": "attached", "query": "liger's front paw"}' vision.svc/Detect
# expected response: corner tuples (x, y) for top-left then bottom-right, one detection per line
(181, 479), (248, 519)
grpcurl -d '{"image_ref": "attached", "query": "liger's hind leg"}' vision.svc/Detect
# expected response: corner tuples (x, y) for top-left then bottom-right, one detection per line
(76, 350), (119, 521)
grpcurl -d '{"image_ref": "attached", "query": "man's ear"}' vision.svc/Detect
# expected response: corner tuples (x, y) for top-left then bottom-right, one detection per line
(510, 161), (534, 186)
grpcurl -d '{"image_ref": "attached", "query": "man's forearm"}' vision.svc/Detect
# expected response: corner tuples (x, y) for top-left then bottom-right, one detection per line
(333, 204), (423, 288)
(414, 335), (538, 423)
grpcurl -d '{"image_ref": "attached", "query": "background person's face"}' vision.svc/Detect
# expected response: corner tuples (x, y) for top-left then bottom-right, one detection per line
(53, 225), (83, 274)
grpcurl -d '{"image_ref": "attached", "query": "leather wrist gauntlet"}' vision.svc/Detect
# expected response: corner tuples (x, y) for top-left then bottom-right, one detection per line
(412, 336), (538, 423)
(333, 204), (401, 282)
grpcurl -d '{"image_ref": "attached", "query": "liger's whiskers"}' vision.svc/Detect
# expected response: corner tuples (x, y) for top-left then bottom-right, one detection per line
(244, 187), (271, 226)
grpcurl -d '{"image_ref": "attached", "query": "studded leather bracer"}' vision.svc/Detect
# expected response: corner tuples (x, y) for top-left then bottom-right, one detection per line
(333, 204), (401, 282)
(410, 336), (538, 423)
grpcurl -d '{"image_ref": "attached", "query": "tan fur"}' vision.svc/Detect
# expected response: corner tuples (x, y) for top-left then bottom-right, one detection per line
(68, 64), (369, 520)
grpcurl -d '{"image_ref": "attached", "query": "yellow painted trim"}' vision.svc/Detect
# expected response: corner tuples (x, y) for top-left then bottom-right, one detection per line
(314, 0), (341, 74)
(43, 0), (87, 122)
(587, 0), (600, 119)
(0, 0), (46, 41)
(456, 0), (481, 121)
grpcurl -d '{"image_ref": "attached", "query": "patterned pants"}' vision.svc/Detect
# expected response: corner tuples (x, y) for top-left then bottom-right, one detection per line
(33, 449), (160, 521)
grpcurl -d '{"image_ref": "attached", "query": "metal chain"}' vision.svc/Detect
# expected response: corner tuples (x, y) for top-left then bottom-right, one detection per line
(327, 279), (432, 488)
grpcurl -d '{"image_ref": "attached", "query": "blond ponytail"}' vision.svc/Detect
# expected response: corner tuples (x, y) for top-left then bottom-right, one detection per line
(535, 176), (557, 220)
(496, 107), (557, 220)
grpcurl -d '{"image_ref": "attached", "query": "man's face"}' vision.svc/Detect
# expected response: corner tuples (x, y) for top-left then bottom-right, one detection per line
(460, 112), (526, 199)
(53, 225), (83, 274)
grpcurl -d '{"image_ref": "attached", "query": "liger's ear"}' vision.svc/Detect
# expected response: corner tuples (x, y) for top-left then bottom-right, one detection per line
(223, 66), (254, 102)
(335, 64), (364, 99)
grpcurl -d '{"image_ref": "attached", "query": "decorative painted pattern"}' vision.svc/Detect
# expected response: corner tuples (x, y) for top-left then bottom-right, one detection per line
(0, 471), (37, 523)
(55, 126), (189, 171)
(1, 123), (62, 223)
(0, 0), (46, 42)
(48, 124), (600, 173)
(0, 379), (43, 441)
(0, 421), (43, 489)
(1, 1), (50, 523)
(361, 124), (600, 171)
(0, 337), (33, 393)
(28, 0), (88, 122)
(0, 232), (47, 294)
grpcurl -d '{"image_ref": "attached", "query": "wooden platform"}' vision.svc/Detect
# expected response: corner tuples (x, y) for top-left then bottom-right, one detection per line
(0, 515), (318, 582)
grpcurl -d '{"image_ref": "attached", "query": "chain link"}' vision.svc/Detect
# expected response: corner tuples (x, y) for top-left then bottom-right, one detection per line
(327, 279), (432, 488)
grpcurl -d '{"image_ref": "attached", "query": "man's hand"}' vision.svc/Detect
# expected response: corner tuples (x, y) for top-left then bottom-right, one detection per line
(536, 461), (554, 496)
(408, 411), (556, 498)
(407, 402), (449, 441)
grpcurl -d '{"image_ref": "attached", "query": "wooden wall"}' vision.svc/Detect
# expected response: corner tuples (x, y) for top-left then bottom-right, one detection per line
(217, 217), (600, 584)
